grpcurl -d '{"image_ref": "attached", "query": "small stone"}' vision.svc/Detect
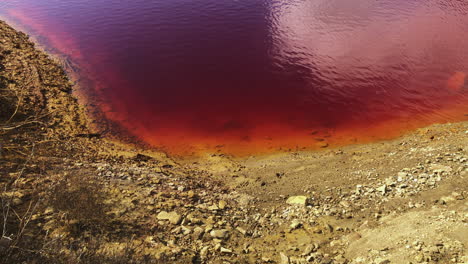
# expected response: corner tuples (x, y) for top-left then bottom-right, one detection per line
(187, 190), (196, 198)
(192, 226), (204, 239)
(290, 219), (302, 230)
(236, 227), (247, 236)
(334, 254), (347, 263)
(451, 191), (464, 200)
(440, 196), (456, 204)
(279, 252), (290, 264)
(340, 201), (350, 208)
(200, 246), (209, 260)
(181, 225), (192, 235)
(286, 196), (309, 206)
(302, 244), (317, 256)
(208, 204), (219, 211)
(398, 172), (408, 178)
(205, 224), (213, 233)
(330, 240), (341, 247)
(415, 253), (424, 263)
(12, 198), (23, 206)
(220, 247), (233, 254)
(218, 200), (227, 209)
(214, 243), (221, 251)
(375, 258), (390, 264)
(430, 164), (452, 173)
(210, 229), (229, 239)
(377, 184), (387, 195)
(157, 211), (182, 225)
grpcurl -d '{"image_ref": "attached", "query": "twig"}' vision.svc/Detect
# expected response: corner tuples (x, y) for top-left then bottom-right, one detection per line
(1, 143), (35, 239)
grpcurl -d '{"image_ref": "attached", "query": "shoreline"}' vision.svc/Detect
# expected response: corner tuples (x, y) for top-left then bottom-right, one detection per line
(2, 12), (468, 158)
(1, 20), (467, 263)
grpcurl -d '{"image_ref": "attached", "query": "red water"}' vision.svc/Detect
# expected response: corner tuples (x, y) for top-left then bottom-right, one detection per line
(1, 0), (468, 156)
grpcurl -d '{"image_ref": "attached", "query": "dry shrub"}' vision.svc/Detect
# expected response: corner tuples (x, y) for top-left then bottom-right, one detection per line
(50, 172), (109, 228)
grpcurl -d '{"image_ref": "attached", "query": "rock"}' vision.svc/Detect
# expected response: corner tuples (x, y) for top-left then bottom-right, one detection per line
(334, 254), (347, 264)
(415, 253), (424, 263)
(286, 196), (310, 206)
(302, 244), (317, 256)
(12, 197), (23, 206)
(340, 200), (350, 208)
(397, 172), (408, 178)
(210, 229), (229, 239)
(375, 258), (390, 264)
(192, 226), (204, 239)
(377, 184), (387, 195)
(451, 191), (464, 200)
(200, 246), (210, 260)
(280, 252), (290, 264)
(208, 204), (219, 211)
(330, 240), (342, 247)
(156, 211), (182, 225)
(236, 227), (247, 236)
(181, 225), (192, 235)
(356, 185), (363, 194)
(220, 247), (233, 254)
(290, 219), (302, 230)
(218, 200), (227, 209)
(214, 243), (222, 251)
(430, 164), (452, 174)
(440, 196), (456, 204)
(187, 190), (196, 198)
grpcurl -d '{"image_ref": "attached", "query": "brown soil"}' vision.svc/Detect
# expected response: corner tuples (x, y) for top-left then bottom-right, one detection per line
(0, 20), (467, 264)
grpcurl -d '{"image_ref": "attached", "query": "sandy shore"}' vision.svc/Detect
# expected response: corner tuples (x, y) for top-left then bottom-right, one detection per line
(1, 20), (467, 264)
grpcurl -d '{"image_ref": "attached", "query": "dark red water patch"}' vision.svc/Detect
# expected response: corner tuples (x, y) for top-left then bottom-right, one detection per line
(2, 0), (468, 156)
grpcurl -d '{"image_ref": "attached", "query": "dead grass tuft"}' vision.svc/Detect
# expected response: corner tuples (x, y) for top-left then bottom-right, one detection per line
(50, 173), (109, 227)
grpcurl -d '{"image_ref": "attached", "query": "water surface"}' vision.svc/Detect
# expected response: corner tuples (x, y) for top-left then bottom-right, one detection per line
(1, 0), (467, 155)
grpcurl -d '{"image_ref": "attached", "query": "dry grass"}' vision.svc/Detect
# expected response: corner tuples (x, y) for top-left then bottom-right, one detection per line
(49, 172), (109, 227)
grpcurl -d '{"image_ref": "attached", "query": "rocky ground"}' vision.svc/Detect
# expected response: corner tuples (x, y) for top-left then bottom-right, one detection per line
(0, 20), (467, 264)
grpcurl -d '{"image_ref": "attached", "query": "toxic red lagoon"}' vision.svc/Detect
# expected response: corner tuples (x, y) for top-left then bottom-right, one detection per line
(2, 0), (468, 156)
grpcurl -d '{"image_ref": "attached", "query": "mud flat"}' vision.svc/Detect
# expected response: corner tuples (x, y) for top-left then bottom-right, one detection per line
(0, 20), (467, 264)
